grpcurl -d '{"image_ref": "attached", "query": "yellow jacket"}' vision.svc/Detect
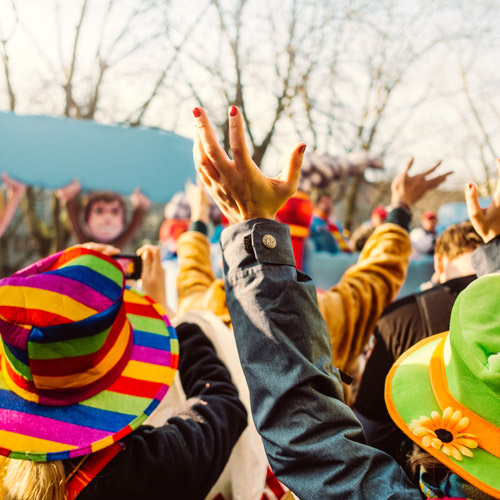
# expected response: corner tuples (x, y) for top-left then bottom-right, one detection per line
(176, 231), (231, 327)
(176, 223), (411, 373)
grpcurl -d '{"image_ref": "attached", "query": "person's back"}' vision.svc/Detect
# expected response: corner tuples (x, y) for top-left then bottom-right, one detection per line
(354, 221), (483, 462)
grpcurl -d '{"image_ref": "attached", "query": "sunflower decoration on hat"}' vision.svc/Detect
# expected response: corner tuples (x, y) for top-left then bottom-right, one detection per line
(0, 246), (178, 462)
(385, 273), (500, 499)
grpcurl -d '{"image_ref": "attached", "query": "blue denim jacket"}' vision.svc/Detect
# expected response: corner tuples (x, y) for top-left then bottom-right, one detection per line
(221, 219), (422, 500)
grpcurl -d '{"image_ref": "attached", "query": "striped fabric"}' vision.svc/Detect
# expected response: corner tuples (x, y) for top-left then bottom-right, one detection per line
(0, 247), (178, 462)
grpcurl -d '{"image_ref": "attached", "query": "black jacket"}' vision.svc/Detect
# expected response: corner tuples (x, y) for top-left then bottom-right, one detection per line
(75, 322), (247, 500)
(354, 275), (476, 462)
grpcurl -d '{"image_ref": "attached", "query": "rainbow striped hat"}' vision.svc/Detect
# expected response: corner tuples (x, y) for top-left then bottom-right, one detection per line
(0, 246), (178, 462)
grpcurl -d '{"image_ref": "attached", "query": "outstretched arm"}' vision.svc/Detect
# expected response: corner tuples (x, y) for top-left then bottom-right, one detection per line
(175, 181), (231, 324)
(0, 173), (26, 238)
(318, 157), (452, 373)
(192, 106), (421, 499)
(137, 244), (175, 318)
(466, 158), (500, 275)
(112, 188), (151, 249)
(56, 180), (89, 243)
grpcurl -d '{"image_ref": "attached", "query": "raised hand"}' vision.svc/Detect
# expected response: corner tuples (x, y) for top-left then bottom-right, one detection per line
(136, 244), (173, 316)
(185, 178), (210, 223)
(0, 173), (27, 238)
(465, 158), (500, 243)
(192, 106), (306, 223)
(130, 188), (152, 211)
(56, 179), (81, 203)
(391, 157), (452, 207)
(2, 172), (26, 199)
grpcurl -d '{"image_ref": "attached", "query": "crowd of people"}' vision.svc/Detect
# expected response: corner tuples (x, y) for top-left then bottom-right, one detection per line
(0, 105), (499, 500)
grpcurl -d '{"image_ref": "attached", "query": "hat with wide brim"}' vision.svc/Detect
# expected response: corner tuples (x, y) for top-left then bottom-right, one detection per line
(0, 247), (178, 462)
(385, 274), (500, 499)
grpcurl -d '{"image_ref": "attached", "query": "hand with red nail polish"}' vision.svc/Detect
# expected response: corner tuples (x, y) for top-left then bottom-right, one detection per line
(192, 105), (306, 223)
(465, 158), (500, 243)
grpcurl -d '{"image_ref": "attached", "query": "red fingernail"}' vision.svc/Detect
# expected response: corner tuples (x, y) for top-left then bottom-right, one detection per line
(192, 107), (201, 118)
(298, 144), (307, 154)
(229, 105), (238, 117)
(466, 183), (473, 190)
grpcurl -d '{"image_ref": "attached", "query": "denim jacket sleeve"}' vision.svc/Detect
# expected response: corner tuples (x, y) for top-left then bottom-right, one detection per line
(221, 219), (422, 500)
(472, 235), (500, 276)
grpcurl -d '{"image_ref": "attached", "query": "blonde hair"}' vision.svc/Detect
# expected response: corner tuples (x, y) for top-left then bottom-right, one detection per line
(0, 456), (66, 500)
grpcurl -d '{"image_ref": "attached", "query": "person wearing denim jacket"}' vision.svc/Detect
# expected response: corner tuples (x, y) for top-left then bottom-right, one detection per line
(220, 218), (422, 499)
(189, 105), (456, 498)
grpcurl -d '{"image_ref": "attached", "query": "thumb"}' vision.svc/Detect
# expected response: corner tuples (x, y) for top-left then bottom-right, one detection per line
(279, 143), (306, 188)
(493, 158), (500, 205)
(464, 182), (483, 228)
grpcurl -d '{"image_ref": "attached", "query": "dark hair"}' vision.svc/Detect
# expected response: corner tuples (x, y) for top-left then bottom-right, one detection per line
(407, 445), (497, 500)
(83, 192), (127, 223)
(407, 444), (447, 480)
(434, 221), (482, 261)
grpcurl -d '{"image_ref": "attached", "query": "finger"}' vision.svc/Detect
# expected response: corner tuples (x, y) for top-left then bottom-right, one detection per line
(193, 107), (231, 167)
(426, 170), (453, 189)
(140, 251), (152, 279)
(193, 130), (220, 182)
(80, 242), (120, 255)
(493, 159), (500, 205)
(198, 166), (213, 188)
(136, 244), (156, 255)
(464, 182), (484, 227)
(403, 157), (414, 175)
(228, 106), (253, 168)
(420, 160), (443, 178)
(279, 143), (306, 188)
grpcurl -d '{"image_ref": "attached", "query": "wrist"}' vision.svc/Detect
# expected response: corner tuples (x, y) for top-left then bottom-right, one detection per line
(189, 220), (208, 235)
(191, 213), (209, 224)
(243, 210), (276, 221)
(390, 200), (412, 216)
(387, 205), (412, 231)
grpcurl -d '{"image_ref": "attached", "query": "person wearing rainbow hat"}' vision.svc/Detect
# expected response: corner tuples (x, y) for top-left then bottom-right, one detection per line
(0, 242), (246, 499)
(192, 104), (500, 500)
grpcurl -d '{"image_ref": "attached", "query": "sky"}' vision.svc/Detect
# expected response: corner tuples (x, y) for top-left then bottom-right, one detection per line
(1, 0), (499, 191)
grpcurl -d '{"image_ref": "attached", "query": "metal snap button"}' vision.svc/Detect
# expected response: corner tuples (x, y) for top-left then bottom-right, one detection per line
(262, 234), (277, 249)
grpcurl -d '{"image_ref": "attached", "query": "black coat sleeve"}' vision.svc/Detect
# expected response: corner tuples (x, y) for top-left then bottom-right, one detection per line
(78, 322), (247, 500)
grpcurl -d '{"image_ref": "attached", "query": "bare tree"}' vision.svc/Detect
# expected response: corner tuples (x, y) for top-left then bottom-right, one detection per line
(181, 0), (348, 165)
(0, 0), (18, 111)
(0, 0), (200, 268)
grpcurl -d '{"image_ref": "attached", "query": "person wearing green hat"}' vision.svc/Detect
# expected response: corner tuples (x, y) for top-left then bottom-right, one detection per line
(192, 104), (500, 500)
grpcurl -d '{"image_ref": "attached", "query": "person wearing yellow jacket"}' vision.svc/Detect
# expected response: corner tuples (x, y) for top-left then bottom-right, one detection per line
(177, 157), (450, 377)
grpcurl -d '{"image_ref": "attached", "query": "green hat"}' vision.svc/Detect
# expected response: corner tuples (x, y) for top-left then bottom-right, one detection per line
(385, 273), (500, 499)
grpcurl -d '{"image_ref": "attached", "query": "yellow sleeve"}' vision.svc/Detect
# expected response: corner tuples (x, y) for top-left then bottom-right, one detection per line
(176, 230), (231, 327)
(317, 223), (411, 373)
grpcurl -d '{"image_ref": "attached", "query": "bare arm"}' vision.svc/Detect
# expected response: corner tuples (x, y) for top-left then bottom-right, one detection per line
(319, 157), (452, 372)
(56, 180), (89, 244)
(0, 173), (26, 238)
(113, 189), (151, 249)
